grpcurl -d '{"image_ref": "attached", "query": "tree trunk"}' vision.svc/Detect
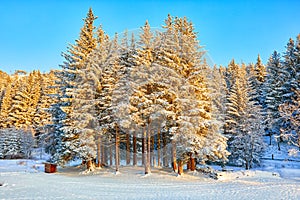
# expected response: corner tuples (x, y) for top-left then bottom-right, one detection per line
(178, 160), (183, 175)
(109, 145), (113, 166)
(96, 134), (101, 167)
(245, 159), (249, 170)
(86, 160), (93, 171)
(172, 140), (177, 172)
(190, 154), (196, 171)
(115, 125), (120, 172)
(162, 131), (168, 167)
(144, 128), (149, 174)
(126, 132), (130, 165)
(142, 128), (145, 165)
(133, 132), (137, 166)
(151, 134), (155, 167)
(269, 134), (272, 145)
(157, 129), (161, 167)
(101, 139), (107, 166)
(187, 154), (191, 170)
(147, 129), (151, 172)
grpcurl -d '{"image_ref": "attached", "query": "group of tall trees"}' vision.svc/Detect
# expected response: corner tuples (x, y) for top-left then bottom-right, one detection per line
(0, 8), (299, 173)
(0, 70), (57, 158)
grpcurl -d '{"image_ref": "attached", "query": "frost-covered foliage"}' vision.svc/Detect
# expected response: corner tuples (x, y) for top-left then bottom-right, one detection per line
(261, 51), (285, 141)
(48, 8), (99, 168)
(225, 64), (265, 169)
(278, 89), (300, 156)
(261, 34), (300, 150)
(1, 8), (299, 175)
(0, 128), (34, 159)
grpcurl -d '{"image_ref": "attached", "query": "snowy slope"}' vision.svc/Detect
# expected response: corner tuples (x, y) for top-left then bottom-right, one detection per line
(0, 159), (299, 200)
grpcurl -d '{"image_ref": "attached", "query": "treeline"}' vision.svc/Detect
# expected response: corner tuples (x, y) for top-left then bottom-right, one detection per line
(0, 70), (57, 158)
(0, 8), (299, 174)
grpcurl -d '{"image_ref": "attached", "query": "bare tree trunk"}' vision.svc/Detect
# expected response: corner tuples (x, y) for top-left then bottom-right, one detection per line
(162, 131), (168, 167)
(187, 153), (191, 170)
(142, 138), (145, 165)
(142, 128), (145, 165)
(157, 129), (161, 167)
(115, 125), (120, 172)
(126, 132), (130, 165)
(178, 160), (183, 175)
(87, 160), (93, 171)
(96, 134), (101, 167)
(109, 144), (113, 166)
(245, 159), (249, 170)
(144, 128), (149, 174)
(151, 134), (155, 167)
(147, 128), (151, 172)
(172, 140), (177, 172)
(133, 132), (137, 166)
(101, 138), (106, 166)
(190, 154), (195, 171)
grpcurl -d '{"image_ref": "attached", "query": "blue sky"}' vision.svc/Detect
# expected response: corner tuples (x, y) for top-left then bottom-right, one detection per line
(0, 0), (299, 73)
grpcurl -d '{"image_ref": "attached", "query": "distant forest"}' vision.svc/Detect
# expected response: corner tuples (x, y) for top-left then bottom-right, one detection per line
(0, 8), (299, 174)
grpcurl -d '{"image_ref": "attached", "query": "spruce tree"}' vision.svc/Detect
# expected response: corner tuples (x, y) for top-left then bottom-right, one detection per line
(226, 65), (265, 169)
(263, 51), (286, 145)
(49, 8), (98, 165)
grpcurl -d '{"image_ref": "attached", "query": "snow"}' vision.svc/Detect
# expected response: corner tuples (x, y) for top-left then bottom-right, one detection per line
(1, 159), (300, 200)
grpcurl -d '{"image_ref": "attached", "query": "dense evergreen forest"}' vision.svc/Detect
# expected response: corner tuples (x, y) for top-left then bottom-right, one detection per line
(0, 8), (299, 174)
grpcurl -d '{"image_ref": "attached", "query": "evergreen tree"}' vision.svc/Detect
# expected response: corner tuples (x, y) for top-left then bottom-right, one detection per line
(208, 65), (227, 135)
(4, 71), (42, 129)
(253, 55), (266, 106)
(49, 8), (99, 165)
(0, 128), (34, 159)
(0, 70), (10, 110)
(278, 89), (300, 155)
(226, 65), (265, 169)
(263, 51), (286, 145)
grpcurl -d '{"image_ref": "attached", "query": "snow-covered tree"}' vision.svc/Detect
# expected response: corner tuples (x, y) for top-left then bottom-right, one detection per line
(226, 65), (265, 169)
(281, 38), (298, 100)
(0, 70), (10, 110)
(0, 128), (34, 159)
(208, 65), (227, 135)
(32, 71), (58, 155)
(262, 51), (287, 144)
(49, 8), (99, 165)
(253, 55), (266, 106)
(278, 89), (300, 156)
(4, 71), (42, 129)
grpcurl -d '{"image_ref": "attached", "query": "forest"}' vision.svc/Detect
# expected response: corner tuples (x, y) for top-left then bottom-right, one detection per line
(0, 8), (299, 175)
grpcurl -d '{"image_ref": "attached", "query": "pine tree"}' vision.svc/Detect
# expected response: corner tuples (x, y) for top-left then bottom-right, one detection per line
(226, 65), (265, 169)
(0, 128), (34, 159)
(0, 70), (10, 110)
(279, 90), (300, 155)
(281, 38), (297, 102)
(49, 8), (99, 165)
(253, 55), (266, 106)
(33, 71), (58, 155)
(208, 65), (227, 135)
(3, 71), (42, 129)
(0, 72), (23, 128)
(263, 51), (286, 145)
(278, 89), (300, 155)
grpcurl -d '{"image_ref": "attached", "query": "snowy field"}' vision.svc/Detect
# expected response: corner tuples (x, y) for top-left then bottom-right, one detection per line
(0, 159), (299, 200)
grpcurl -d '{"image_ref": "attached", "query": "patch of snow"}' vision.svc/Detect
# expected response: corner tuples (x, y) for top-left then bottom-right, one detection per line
(0, 160), (299, 199)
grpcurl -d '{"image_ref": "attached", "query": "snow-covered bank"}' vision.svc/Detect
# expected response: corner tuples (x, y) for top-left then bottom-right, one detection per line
(0, 160), (299, 200)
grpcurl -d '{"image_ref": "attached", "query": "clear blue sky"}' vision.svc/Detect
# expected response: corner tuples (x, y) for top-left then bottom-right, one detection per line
(0, 0), (299, 73)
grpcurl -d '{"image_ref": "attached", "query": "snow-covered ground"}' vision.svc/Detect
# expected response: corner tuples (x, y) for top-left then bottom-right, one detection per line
(0, 159), (299, 200)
